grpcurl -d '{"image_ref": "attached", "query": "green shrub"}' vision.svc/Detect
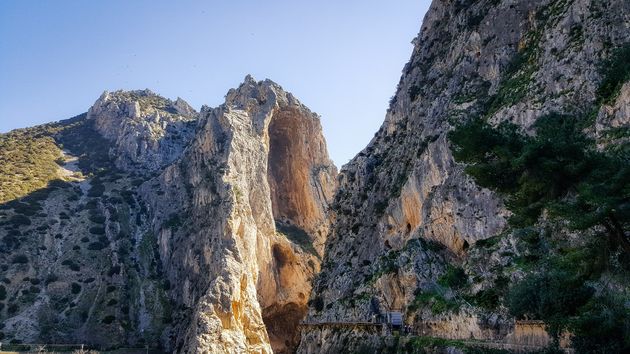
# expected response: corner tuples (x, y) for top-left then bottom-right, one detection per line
(310, 296), (324, 312)
(438, 265), (467, 289)
(9, 215), (31, 227)
(89, 214), (106, 224)
(70, 283), (81, 294)
(569, 295), (630, 353)
(406, 336), (469, 352)
(409, 289), (460, 314)
(408, 85), (422, 101)
(507, 268), (593, 339)
(11, 254), (28, 264)
(0, 124), (65, 203)
(275, 221), (318, 257)
(89, 226), (105, 235)
(87, 182), (105, 197)
(164, 213), (182, 230)
(8, 303), (18, 314)
(87, 241), (107, 251)
(597, 44), (630, 104)
(45, 274), (58, 285)
(465, 288), (501, 311)
(61, 259), (80, 271)
(107, 265), (121, 276)
(0, 285), (6, 300)
(449, 114), (630, 251)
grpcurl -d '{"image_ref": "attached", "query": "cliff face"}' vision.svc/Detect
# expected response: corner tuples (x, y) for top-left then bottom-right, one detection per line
(144, 76), (336, 353)
(298, 0), (630, 352)
(0, 77), (336, 353)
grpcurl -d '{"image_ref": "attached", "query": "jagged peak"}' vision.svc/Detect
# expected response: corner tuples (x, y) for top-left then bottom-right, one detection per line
(97, 88), (158, 102)
(223, 75), (317, 119)
(88, 89), (197, 123)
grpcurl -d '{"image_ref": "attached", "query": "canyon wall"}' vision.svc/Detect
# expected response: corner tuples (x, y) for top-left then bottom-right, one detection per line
(298, 0), (630, 352)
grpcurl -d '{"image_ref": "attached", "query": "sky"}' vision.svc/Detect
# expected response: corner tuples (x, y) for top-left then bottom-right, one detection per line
(0, 0), (431, 167)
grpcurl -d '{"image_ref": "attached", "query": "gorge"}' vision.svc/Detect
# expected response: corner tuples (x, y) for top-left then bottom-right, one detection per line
(1, 0), (629, 353)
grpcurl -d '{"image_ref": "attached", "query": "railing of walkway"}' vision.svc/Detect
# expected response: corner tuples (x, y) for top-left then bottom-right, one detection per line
(0, 343), (162, 354)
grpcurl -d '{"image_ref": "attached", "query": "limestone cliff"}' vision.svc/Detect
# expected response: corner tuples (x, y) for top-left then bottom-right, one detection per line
(0, 77), (336, 353)
(298, 0), (630, 353)
(143, 76), (336, 353)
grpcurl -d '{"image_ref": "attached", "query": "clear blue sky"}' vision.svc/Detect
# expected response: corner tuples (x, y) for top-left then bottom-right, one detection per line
(0, 0), (431, 167)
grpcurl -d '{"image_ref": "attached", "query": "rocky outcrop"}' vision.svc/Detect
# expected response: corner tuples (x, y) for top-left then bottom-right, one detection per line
(87, 89), (198, 171)
(299, 0), (630, 352)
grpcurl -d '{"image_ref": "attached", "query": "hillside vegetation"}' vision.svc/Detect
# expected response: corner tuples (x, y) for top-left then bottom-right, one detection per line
(0, 125), (65, 203)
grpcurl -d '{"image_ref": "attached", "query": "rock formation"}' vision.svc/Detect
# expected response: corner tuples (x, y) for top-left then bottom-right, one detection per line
(88, 89), (198, 171)
(143, 76), (336, 353)
(1, 0), (629, 353)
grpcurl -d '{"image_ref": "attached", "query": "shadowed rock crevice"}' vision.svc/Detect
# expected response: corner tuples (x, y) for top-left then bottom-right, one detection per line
(267, 105), (338, 257)
(263, 302), (308, 354)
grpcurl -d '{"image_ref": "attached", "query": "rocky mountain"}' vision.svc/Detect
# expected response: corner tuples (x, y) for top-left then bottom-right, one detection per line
(298, 0), (630, 353)
(0, 77), (336, 353)
(1, 0), (630, 353)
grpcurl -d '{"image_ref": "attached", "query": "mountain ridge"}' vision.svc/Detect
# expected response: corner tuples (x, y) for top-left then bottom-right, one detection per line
(0, 76), (336, 353)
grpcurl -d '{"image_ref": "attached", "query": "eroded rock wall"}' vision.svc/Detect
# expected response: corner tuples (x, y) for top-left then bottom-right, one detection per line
(141, 76), (336, 353)
(299, 0), (630, 352)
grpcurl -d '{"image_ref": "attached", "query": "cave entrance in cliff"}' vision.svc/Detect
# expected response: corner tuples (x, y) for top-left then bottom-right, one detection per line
(262, 302), (308, 354)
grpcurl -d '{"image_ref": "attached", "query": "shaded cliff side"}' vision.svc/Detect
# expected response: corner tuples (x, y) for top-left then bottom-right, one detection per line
(299, 0), (629, 353)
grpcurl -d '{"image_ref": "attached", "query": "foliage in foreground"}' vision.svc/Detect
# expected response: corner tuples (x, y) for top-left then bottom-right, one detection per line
(448, 113), (630, 252)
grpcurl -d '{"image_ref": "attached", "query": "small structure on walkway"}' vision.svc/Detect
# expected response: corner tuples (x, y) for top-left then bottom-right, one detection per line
(369, 297), (404, 332)
(386, 311), (403, 331)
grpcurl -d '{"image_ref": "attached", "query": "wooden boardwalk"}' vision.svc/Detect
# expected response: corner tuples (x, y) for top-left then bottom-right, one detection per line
(299, 321), (383, 328)
(298, 321), (573, 353)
